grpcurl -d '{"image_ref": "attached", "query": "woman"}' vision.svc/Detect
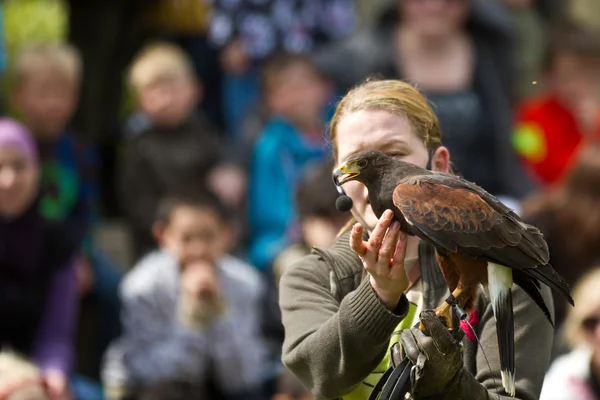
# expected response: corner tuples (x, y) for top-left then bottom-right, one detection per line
(279, 79), (554, 400)
(314, 0), (531, 199)
(0, 118), (78, 399)
(541, 268), (600, 400)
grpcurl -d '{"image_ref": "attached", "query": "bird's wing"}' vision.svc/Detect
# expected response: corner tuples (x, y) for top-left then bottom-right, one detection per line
(392, 174), (549, 269)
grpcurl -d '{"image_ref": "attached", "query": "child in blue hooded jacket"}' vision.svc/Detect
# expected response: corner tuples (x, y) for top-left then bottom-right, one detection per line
(247, 53), (332, 271)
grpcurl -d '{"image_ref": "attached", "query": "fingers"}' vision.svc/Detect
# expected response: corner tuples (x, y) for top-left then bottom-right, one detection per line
(367, 210), (394, 254)
(350, 223), (367, 256)
(351, 211), (407, 289)
(379, 221), (400, 262)
(419, 310), (457, 354)
(392, 231), (408, 266)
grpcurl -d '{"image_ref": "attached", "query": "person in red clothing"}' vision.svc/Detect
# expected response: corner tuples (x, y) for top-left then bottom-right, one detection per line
(513, 20), (600, 186)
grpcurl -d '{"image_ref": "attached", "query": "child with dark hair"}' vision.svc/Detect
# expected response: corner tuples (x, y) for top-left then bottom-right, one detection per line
(264, 161), (346, 396)
(273, 160), (347, 286)
(247, 53), (332, 271)
(513, 20), (600, 186)
(102, 189), (268, 400)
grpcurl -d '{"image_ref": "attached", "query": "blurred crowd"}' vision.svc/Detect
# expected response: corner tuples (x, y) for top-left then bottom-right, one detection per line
(0, 0), (600, 399)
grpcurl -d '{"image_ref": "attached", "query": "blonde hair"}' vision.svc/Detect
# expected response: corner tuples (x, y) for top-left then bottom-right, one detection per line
(329, 78), (443, 162)
(564, 267), (600, 347)
(12, 42), (82, 87)
(0, 351), (46, 400)
(129, 42), (195, 90)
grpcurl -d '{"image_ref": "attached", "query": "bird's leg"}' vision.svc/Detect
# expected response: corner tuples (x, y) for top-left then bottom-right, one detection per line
(420, 287), (464, 331)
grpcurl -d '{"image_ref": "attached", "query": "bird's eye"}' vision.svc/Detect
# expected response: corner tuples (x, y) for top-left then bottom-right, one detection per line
(357, 159), (368, 168)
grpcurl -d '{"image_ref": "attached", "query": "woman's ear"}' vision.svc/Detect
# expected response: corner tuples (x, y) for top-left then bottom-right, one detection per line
(431, 146), (450, 173)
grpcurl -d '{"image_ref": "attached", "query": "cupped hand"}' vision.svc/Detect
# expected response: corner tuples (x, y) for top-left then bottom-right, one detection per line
(350, 209), (409, 310)
(181, 260), (220, 301)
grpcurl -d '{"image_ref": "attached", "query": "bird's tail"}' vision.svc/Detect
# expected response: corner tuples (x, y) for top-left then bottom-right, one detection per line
(487, 262), (516, 397)
(525, 264), (574, 306)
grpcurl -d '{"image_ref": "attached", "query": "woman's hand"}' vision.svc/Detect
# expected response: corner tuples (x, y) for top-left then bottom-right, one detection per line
(350, 209), (409, 310)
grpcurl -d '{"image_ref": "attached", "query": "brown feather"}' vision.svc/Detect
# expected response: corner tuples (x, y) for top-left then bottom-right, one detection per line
(435, 251), (487, 312)
(392, 178), (548, 270)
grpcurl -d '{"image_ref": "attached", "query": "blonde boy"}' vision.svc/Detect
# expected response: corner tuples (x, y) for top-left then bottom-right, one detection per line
(128, 42), (199, 129)
(121, 42), (245, 259)
(11, 43), (82, 141)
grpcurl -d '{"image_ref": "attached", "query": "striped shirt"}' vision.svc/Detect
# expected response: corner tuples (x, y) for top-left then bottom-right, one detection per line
(101, 250), (268, 394)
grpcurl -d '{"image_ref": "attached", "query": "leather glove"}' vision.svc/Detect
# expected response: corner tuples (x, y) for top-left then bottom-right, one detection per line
(399, 310), (490, 400)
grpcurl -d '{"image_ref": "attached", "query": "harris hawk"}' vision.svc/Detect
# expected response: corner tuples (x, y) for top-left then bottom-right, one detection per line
(332, 150), (573, 397)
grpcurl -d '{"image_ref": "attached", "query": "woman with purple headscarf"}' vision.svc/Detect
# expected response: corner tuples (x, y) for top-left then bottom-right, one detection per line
(0, 118), (78, 399)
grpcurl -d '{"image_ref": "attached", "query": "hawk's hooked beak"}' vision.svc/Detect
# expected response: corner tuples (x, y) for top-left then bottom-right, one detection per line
(333, 161), (362, 186)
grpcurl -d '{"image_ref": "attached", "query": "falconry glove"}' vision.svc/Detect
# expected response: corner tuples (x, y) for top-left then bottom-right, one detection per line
(399, 310), (490, 400)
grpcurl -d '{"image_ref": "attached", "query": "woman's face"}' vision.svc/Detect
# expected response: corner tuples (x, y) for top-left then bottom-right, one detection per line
(0, 147), (39, 218)
(401, 0), (470, 38)
(335, 109), (449, 231)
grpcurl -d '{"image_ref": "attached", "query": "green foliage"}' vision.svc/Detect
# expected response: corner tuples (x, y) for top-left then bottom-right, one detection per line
(2, 0), (136, 121)
(4, 0), (68, 58)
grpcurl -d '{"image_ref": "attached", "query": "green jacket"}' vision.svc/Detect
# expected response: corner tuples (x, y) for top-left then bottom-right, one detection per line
(279, 230), (554, 400)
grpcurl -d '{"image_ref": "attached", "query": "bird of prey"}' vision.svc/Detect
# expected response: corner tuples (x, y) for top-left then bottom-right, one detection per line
(333, 150), (573, 397)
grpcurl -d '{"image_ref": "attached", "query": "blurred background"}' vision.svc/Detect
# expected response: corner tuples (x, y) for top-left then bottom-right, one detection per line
(0, 0), (599, 399)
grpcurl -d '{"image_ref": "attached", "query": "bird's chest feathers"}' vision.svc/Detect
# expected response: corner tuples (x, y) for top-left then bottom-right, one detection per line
(368, 189), (415, 235)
